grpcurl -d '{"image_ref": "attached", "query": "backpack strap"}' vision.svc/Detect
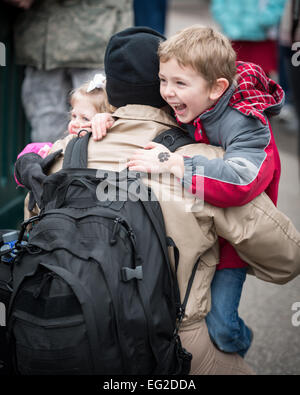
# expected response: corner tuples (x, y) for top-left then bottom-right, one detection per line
(63, 132), (91, 169)
(173, 256), (201, 335)
(152, 127), (195, 152)
(166, 237), (181, 312)
(64, 127), (193, 169)
(180, 257), (201, 314)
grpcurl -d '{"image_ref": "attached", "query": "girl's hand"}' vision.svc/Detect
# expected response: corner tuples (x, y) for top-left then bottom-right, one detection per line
(37, 144), (52, 159)
(126, 142), (184, 178)
(90, 113), (115, 141)
(69, 124), (91, 136)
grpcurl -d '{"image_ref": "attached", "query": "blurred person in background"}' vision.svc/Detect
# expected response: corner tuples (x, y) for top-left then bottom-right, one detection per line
(6, 0), (133, 143)
(211, 0), (287, 78)
(133, 0), (168, 34)
(277, 0), (299, 133)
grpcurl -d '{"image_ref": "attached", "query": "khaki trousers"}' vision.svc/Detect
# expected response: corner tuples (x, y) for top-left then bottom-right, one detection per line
(180, 320), (255, 375)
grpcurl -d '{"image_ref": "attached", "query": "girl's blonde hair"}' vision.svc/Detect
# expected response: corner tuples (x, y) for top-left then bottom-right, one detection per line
(70, 81), (115, 114)
(158, 25), (237, 88)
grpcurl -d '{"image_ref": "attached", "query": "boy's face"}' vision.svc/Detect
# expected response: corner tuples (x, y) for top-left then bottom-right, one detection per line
(159, 58), (215, 123)
(68, 95), (98, 135)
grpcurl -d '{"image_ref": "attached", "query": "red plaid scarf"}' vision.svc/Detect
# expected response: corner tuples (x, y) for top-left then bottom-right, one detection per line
(191, 61), (284, 142)
(229, 61), (284, 125)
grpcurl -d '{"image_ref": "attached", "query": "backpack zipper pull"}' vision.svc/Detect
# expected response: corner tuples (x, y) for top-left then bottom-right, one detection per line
(110, 217), (121, 245)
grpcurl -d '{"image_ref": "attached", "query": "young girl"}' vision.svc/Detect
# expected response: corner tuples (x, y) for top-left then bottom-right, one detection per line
(15, 74), (114, 186)
(67, 75), (114, 137)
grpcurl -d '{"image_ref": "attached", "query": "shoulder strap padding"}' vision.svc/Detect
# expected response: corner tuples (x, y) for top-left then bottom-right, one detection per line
(63, 133), (91, 169)
(152, 127), (195, 152)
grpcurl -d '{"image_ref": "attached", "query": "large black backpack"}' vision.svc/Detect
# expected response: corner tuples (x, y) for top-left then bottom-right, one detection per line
(6, 130), (197, 375)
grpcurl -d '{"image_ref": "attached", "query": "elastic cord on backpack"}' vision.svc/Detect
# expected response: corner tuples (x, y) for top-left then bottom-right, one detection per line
(173, 256), (201, 336)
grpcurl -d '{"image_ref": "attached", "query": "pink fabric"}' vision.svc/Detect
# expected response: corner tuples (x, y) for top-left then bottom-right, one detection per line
(16, 142), (53, 159)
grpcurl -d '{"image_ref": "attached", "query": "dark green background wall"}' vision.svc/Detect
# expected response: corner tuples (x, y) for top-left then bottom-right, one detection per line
(0, 3), (30, 230)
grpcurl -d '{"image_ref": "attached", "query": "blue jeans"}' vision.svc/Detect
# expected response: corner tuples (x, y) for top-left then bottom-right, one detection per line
(205, 268), (252, 357)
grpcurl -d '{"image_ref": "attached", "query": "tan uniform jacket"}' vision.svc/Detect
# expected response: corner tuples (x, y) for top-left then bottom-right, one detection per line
(25, 105), (300, 328)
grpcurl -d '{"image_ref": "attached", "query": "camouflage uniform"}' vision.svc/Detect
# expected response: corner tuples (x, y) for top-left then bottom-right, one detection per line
(13, 0), (133, 142)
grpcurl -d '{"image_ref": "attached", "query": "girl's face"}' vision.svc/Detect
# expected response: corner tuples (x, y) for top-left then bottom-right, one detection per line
(68, 96), (98, 135)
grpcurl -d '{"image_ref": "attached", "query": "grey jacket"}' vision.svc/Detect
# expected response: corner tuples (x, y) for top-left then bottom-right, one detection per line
(183, 62), (284, 208)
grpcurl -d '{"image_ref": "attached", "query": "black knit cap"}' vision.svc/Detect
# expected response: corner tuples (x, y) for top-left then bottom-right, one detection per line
(104, 26), (167, 108)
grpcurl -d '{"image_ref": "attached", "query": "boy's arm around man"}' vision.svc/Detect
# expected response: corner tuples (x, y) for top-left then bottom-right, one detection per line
(182, 109), (279, 207)
(181, 65), (283, 208)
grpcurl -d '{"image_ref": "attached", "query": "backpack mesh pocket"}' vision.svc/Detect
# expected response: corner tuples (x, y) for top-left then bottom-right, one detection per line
(11, 271), (94, 375)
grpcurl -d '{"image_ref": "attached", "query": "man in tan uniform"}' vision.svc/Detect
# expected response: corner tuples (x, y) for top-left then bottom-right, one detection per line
(23, 27), (300, 374)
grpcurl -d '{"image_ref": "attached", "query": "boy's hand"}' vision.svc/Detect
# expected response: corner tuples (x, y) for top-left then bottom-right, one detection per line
(126, 142), (184, 178)
(90, 113), (115, 141)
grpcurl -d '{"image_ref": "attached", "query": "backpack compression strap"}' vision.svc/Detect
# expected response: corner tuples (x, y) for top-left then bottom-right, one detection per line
(63, 132), (91, 169)
(152, 127), (195, 152)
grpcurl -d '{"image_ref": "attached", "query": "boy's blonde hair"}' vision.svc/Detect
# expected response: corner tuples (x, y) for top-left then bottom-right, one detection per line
(158, 25), (237, 88)
(70, 82), (115, 114)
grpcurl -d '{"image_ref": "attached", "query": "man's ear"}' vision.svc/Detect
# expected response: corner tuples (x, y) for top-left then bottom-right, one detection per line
(209, 78), (229, 101)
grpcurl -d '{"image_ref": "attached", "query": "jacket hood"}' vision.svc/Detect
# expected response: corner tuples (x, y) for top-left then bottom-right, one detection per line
(228, 61), (285, 125)
(194, 61), (285, 128)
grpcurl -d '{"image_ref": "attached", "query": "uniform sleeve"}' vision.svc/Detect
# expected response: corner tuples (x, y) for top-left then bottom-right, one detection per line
(210, 192), (300, 284)
(182, 121), (276, 207)
(22, 136), (73, 220)
(15, 142), (53, 187)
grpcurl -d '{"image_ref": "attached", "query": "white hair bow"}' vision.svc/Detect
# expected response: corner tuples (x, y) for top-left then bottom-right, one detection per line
(87, 73), (106, 92)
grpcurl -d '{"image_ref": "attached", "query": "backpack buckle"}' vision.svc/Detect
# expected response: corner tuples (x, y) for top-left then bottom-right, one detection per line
(121, 266), (143, 282)
(15, 215), (41, 250)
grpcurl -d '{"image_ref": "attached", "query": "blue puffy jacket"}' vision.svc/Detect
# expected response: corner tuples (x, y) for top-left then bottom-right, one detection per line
(211, 0), (287, 41)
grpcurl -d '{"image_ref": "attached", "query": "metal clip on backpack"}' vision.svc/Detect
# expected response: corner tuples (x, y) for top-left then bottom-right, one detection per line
(7, 129), (198, 375)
